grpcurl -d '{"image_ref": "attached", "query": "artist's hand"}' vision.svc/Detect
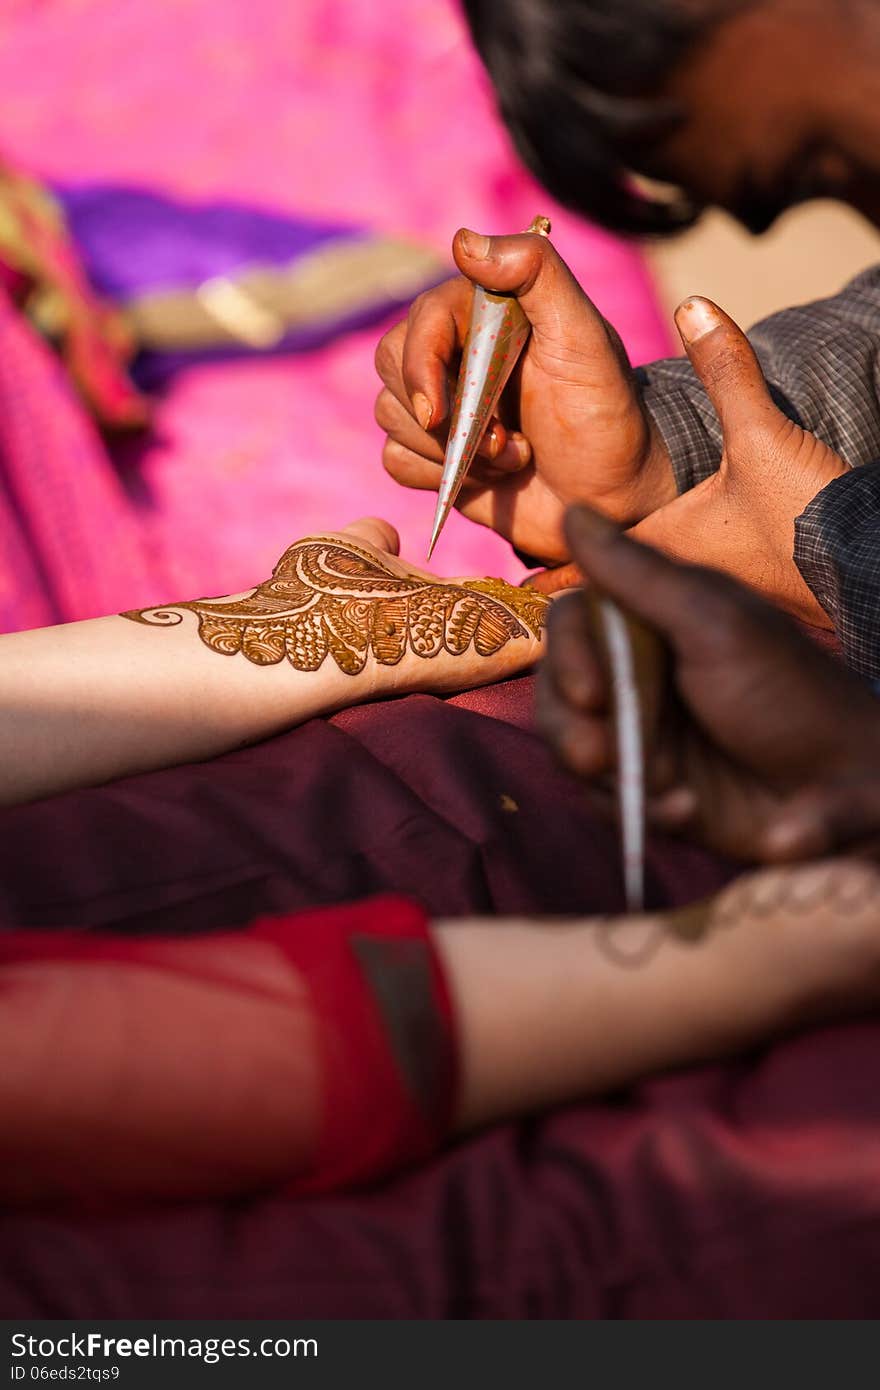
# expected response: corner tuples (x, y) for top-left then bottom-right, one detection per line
(628, 298), (848, 626)
(537, 505), (880, 863)
(374, 229), (677, 564)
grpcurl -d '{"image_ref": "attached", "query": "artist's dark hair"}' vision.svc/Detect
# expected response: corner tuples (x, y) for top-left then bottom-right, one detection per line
(460, 0), (744, 236)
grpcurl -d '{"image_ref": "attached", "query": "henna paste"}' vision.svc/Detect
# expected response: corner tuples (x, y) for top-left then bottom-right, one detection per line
(599, 861), (880, 969)
(595, 894), (731, 968)
(121, 536), (548, 676)
(664, 897), (717, 943)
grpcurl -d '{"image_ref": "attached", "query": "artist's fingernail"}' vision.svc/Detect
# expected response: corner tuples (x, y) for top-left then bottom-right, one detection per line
(762, 814), (819, 861)
(558, 663), (595, 711)
(648, 786), (698, 827)
(674, 297), (721, 345)
(564, 505), (618, 549)
(483, 426), (501, 459)
(511, 432), (531, 466)
(459, 229), (492, 260)
(491, 433), (531, 470)
(413, 392), (433, 431)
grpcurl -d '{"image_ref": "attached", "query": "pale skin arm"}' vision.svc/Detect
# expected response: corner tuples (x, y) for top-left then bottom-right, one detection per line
(0, 518), (547, 806)
(0, 607), (358, 807)
(442, 858), (880, 1130)
(3, 858), (878, 1203)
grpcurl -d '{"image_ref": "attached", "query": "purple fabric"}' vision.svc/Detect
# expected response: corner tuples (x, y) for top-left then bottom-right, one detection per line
(52, 184), (445, 385)
(54, 185), (355, 297)
(3, 677), (880, 1317)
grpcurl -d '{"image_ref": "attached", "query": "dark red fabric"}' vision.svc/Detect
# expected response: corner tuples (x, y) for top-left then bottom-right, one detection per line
(0, 677), (730, 932)
(2, 675), (879, 1316)
(5, 1024), (880, 1317)
(261, 896), (456, 1195)
(0, 897), (454, 1202)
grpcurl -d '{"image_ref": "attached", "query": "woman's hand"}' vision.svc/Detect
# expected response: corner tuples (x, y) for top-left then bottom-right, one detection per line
(537, 505), (880, 863)
(630, 298), (849, 626)
(374, 230), (677, 564)
(126, 517), (548, 697)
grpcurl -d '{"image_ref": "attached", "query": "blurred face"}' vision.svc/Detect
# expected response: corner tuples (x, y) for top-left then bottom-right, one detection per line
(643, 0), (880, 232)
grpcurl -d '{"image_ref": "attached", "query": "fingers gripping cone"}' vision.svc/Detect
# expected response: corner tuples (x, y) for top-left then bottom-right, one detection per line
(427, 216), (551, 560)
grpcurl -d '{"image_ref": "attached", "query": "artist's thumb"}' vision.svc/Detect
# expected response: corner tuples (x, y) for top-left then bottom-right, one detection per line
(674, 297), (782, 446)
(761, 780), (880, 863)
(452, 227), (615, 360)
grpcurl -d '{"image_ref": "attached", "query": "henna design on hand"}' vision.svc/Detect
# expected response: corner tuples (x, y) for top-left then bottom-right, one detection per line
(121, 536), (548, 675)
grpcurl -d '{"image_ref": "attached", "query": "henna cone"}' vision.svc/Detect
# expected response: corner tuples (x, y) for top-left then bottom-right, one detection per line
(427, 216), (550, 559)
(584, 592), (666, 912)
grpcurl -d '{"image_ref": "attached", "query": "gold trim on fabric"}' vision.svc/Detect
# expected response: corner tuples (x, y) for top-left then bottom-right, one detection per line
(125, 237), (445, 350)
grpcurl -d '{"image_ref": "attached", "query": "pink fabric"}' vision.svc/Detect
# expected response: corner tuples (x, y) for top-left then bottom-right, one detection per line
(0, 288), (159, 630)
(0, 0), (673, 626)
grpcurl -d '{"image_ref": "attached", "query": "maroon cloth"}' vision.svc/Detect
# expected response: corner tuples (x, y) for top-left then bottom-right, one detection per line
(3, 676), (880, 1317)
(0, 677), (727, 931)
(0, 897), (456, 1205)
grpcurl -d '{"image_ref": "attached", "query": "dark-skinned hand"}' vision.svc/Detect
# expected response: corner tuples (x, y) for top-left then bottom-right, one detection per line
(628, 297), (848, 627)
(374, 228), (677, 564)
(537, 504), (880, 864)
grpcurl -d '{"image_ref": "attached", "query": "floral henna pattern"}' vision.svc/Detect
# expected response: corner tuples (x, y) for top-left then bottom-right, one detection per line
(121, 536), (548, 675)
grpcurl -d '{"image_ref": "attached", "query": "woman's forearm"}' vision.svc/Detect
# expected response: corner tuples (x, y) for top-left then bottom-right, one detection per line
(0, 608), (363, 805)
(438, 859), (880, 1130)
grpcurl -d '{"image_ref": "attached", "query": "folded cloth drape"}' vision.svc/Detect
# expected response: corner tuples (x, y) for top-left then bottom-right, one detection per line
(53, 184), (446, 387)
(6, 678), (880, 1317)
(0, 158), (147, 428)
(0, 897), (456, 1207)
(0, 285), (159, 633)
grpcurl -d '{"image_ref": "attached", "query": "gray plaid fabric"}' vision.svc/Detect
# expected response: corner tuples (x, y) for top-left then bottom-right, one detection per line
(795, 464), (880, 676)
(637, 265), (880, 676)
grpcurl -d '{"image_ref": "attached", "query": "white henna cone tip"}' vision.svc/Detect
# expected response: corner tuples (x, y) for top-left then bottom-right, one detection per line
(427, 503), (446, 562)
(597, 598), (645, 914)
